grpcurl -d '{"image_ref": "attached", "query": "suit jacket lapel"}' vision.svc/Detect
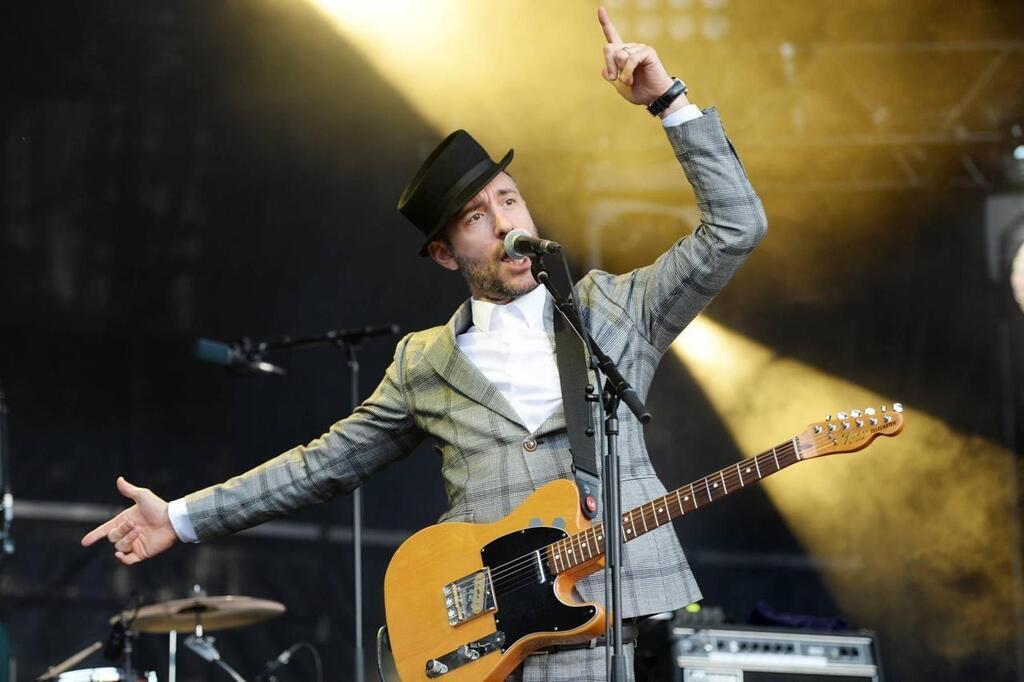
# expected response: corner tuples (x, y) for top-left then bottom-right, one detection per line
(422, 299), (527, 430)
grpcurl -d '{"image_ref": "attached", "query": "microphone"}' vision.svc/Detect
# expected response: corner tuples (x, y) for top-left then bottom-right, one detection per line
(194, 338), (286, 375)
(253, 644), (301, 682)
(504, 229), (561, 259)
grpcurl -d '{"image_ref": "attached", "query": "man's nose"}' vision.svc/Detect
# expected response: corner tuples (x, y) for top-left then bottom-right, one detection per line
(494, 210), (514, 238)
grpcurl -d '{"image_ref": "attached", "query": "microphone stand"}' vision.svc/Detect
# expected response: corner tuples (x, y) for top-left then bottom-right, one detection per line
(200, 324), (401, 681)
(339, 335), (365, 682)
(0, 381), (13, 557)
(529, 254), (651, 682)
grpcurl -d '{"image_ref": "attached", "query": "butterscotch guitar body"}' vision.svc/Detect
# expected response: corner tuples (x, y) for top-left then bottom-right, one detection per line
(383, 404), (907, 680)
(384, 479), (606, 681)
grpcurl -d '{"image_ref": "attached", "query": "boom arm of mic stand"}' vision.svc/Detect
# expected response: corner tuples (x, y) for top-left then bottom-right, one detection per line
(265, 324), (402, 352)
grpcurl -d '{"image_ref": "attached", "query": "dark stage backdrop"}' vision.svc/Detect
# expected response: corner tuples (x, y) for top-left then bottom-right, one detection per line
(1, 2), (1021, 681)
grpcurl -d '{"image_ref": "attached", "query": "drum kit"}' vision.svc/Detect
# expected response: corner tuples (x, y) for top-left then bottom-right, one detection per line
(36, 589), (288, 682)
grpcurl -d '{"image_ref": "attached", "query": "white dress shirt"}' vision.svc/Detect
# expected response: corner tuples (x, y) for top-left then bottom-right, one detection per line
(167, 104), (704, 543)
(458, 284), (561, 433)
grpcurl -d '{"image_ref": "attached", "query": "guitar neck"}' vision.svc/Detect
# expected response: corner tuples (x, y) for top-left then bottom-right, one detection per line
(545, 436), (807, 575)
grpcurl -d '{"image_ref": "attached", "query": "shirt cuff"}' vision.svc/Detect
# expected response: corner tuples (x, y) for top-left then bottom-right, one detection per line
(168, 497), (199, 543)
(661, 103), (703, 128)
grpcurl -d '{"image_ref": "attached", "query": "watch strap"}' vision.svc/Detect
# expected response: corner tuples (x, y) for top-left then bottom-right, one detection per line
(646, 78), (688, 117)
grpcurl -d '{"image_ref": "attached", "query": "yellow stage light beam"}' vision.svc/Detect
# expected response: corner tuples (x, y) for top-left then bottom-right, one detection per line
(672, 316), (1019, 665)
(303, 1), (611, 147)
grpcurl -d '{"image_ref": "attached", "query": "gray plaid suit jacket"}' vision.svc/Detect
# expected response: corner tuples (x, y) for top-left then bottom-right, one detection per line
(185, 108), (766, 642)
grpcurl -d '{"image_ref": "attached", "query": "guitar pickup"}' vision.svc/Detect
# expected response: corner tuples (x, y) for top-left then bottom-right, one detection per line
(442, 568), (496, 626)
(425, 631), (505, 678)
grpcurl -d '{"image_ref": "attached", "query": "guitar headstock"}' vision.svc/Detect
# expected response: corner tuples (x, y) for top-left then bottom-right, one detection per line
(799, 403), (905, 458)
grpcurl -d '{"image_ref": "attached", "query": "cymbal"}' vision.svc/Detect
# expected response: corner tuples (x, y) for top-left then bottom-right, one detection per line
(116, 595), (286, 633)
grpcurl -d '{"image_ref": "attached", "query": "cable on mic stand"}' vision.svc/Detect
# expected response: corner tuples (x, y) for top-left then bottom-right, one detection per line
(253, 642), (323, 682)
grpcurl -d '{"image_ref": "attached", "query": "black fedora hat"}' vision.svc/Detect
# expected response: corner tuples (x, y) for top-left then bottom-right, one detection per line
(397, 129), (513, 256)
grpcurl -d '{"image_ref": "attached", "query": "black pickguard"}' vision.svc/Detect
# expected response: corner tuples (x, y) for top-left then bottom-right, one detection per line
(481, 527), (598, 651)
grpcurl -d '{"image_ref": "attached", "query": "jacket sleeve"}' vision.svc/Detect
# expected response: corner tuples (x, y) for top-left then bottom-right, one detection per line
(184, 334), (424, 541)
(584, 107), (768, 356)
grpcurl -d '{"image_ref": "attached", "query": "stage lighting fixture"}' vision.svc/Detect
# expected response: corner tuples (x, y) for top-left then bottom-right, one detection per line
(1007, 222), (1024, 313)
(1005, 143), (1024, 187)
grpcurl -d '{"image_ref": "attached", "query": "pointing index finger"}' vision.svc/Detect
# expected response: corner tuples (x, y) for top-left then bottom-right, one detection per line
(82, 518), (117, 546)
(598, 6), (623, 44)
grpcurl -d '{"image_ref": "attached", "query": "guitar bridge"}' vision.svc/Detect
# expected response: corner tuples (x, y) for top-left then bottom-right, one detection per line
(442, 568), (496, 626)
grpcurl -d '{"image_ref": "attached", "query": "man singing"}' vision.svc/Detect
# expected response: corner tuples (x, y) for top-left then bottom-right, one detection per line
(82, 8), (767, 680)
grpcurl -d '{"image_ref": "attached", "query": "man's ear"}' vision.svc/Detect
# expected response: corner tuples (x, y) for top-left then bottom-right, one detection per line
(426, 239), (459, 271)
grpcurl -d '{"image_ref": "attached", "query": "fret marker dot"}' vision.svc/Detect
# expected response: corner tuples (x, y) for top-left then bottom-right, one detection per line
(658, 507), (663, 513)
(713, 482), (719, 488)
(684, 496), (689, 501)
(626, 529), (632, 534)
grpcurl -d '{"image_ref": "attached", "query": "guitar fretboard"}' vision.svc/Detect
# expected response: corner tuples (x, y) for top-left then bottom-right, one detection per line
(544, 437), (806, 575)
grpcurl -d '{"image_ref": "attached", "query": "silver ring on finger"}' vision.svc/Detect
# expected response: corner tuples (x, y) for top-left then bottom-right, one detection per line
(621, 45), (632, 55)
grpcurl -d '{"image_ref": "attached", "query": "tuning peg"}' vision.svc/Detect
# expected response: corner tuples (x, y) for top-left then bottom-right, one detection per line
(813, 425), (822, 434)
(837, 411), (848, 420)
(851, 409), (862, 418)
(824, 413), (832, 421)
(828, 423), (837, 432)
(856, 419), (864, 427)
(869, 417), (878, 426)
(842, 421), (851, 430)
(893, 403), (903, 413)
(864, 407), (876, 416)
(884, 415), (893, 424)
(881, 405), (887, 412)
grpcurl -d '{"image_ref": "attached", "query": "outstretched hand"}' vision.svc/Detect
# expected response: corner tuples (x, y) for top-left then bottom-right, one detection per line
(81, 477), (178, 565)
(598, 6), (685, 110)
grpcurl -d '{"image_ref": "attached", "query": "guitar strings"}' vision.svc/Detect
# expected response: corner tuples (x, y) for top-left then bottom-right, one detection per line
(471, 438), (813, 592)
(476, 439), (811, 592)
(457, 428), (877, 595)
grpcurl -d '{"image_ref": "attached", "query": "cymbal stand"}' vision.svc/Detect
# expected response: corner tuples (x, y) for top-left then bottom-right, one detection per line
(122, 629), (137, 682)
(168, 582), (203, 682)
(183, 622), (247, 682)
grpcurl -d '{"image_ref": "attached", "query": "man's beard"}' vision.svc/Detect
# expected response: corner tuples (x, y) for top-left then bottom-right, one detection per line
(453, 251), (538, 301)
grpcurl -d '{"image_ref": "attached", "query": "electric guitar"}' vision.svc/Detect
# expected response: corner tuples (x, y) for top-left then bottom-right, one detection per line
(383, 405), (905, 681)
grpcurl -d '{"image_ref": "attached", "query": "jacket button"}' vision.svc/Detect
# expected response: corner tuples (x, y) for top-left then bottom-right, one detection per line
(523, 439), (538, 452)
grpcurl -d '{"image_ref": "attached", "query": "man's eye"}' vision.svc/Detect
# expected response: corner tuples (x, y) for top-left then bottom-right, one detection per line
(468, 213), (482, 223)
(505, 198), (517, 205)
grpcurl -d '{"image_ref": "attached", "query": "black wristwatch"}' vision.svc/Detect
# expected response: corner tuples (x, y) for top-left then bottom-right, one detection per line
(646, 78), (688, 117)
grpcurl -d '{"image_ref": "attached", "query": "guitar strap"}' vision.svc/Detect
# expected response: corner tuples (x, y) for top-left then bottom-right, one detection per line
(552, 296), (600, 520)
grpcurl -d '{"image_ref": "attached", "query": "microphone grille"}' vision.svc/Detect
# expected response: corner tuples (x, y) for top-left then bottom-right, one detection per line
(504, 229), (530, 259)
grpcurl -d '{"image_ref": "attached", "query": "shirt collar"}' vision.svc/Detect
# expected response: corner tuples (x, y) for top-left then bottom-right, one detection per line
(470, 283), (549, 332)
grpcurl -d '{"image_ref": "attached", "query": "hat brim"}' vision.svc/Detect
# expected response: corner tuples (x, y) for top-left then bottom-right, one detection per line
(418, 148), (515, 257)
